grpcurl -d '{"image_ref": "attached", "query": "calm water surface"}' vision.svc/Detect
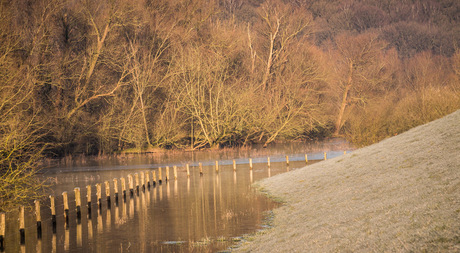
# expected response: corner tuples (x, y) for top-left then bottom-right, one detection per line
(2, 139), (353, 252)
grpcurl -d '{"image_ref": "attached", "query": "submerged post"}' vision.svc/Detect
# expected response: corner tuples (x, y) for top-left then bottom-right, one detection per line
(267, 157), (271, 168)
(199, 163), (203, 176)
(140, 172), (145, 191)
(128, 174), (134, 196)
(173, 166), (178, 180)
(113, 178), (119, 205)
(120, 177), (127, 200)
(233, 160), (236, 171)
(145, 172), (150, 189)
(186, 164), (190, 178)
(74, 187), (82, 221)
(96, 183), (102, 210)
(86, 185), (92, 217)
(305, 154), (308, 164)
(249, 158), (253, 170)
(215, 161), (219, 173)
(105, 181), (111, 208)
(134, 173), (140, 194)
(152, 171), (157, 186)
(165, 166), (169, 182)
(35, 200), (42, 239)
(324, 152), (327, 160)
(19, 206), (25, 245)
(286, 155), (289, 166)
(50, 195), (56, 232)
(158, 168), (162, 184)
(62, 191), (69, 228)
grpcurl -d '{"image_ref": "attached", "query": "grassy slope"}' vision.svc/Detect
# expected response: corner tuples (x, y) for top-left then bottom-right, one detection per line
(236, 110), (460, 252)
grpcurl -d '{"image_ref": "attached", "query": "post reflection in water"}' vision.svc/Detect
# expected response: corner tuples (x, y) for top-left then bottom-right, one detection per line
(3, 157), (313, 252)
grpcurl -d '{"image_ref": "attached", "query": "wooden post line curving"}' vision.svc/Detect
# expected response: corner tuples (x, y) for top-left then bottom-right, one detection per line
(0, 150), (346, 251)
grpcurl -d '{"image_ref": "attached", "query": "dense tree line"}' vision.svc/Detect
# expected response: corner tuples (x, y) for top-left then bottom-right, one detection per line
(1, 0), (460, 209)
(1, 0), (459, 157)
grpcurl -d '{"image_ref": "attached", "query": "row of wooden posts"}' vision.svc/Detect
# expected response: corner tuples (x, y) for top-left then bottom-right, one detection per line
(0, 152), (338, 250)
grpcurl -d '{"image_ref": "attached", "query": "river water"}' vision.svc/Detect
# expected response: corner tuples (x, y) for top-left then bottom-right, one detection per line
(1, 139), (353, 252)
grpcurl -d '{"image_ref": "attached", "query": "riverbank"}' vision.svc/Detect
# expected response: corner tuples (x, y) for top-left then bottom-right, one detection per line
(235, 110), (460, 252)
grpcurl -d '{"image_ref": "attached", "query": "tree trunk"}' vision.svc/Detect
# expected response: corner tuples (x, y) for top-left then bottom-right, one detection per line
(334, 61), (353, 135)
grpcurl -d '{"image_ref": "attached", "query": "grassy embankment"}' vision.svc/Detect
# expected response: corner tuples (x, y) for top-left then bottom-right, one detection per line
(235, 110), (460, 252)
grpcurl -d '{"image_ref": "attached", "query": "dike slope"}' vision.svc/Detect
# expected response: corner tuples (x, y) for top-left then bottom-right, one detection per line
(236, 110), (460, 252)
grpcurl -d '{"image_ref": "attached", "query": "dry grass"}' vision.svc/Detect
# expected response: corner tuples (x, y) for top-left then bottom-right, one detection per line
(235, 110), (460, 252)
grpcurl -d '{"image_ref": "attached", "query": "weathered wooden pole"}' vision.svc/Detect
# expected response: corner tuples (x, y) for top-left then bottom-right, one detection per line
(173, 166), (178, 180)
(186, 164), (190, 178)
(127, 174), (134, 197)
(145, 172), (150, 189)
(96, 183), (102, 210)
(140, 171), (145, 191)
(0, 212), (4, 251)
(324, 152), (327, 160)
(86, 185), (92, 218)
(35, 200), (42, 239)
(158, 168), (162, 184)
(19, 206), (25, 245)
(286, 155), (289, 166)
(233, 160), (236, 171)
(305, 154), (308, 164)
(120, 177), (127, 200)
(74, 187), (82, 221)
(113, 178), (119, 205)
(134, 173), (140, 194)
(105, 181), (111, 208)
(165, 166), (170, 182)
(50, 195), (56, 233)
(62, 191), (69, 228)
(152, 171), (157, 186)
(267, 157), (271, 168)
(199, 163), (203, 176)
(215, 161), (219, 173)
(249, 158), (253, 170)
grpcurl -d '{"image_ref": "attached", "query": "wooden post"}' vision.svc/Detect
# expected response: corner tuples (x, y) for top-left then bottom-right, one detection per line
(152, 171), (157, 186)
(86, 185), (92, 218)
(145, 172), (150, 189)
(105, 181), (111, 208)
(215, 161), (219, 173)
(165, 166), (169, 182)
(35, 200), (42, 239)
(286, 155), (289, 166)
(267, 157), (271, 168)
(113, 178), (119, 205)
(186, 164), (190, 178)
(134, 173), (140, 194)
(19, 206), (25, 245)
(50, 195), (56, 233)
(199, 163), (203, 176)
(249, 158), (253, 170)
(0, 212), (4, 250)
(344, 150), (347, 155)
(96, 183), (102, 210)
(324, 152), (327, 160)
(120, 177), (127, 200)
(128, 174), (134, 197)
(140, 171), (145, 191)
(173, 166), (178, 180)
(305, 154), (308, 164)
(158, 167), (162, 184)
(74, 187), (82, 221)
(62, 191), (69, 228)
(233, 160), (236, 171)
